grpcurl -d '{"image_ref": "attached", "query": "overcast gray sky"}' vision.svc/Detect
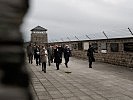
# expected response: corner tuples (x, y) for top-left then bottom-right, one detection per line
(21, 0), (133, 42)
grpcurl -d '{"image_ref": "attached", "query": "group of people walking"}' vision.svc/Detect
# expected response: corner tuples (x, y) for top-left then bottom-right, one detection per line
(26, 43), (72, 73)
(27, 43), (95, 72)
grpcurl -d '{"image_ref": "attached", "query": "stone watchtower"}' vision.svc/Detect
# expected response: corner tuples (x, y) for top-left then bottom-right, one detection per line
(31, 26), (48, 46)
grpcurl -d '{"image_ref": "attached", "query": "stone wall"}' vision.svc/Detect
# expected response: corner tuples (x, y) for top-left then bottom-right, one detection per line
(0, 0), (32, 99)
(50, 37), (133, 68)
(31, 33), (48, 44)
(69, 37), (133, 68)
(72, 50), (133, 68)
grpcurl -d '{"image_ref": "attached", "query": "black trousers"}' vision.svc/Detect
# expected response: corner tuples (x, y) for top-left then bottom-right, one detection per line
(42, 62), (46, 72)
(56, 63), (60, 70)
(89, 61), (92, 68)
(28, 54), (33, 64)
(89, 57), (92, 68)
(48, 57), (51, 66)
(64, 57), (69, 68)
(36, 57), (41, 65)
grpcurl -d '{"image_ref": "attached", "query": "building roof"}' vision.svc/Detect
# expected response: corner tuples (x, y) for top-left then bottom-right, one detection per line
(30, 26), (47, 31)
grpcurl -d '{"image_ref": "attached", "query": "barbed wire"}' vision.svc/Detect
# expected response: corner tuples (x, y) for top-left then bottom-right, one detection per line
(49, 27), (133, 43)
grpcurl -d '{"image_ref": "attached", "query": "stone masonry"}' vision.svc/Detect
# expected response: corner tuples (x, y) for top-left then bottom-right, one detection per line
(0, 0), (32, 100)
(50, 37), (133, 68)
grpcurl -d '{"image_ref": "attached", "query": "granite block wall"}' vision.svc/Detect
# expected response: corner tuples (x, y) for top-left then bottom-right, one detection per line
(72, 50), (133, 68)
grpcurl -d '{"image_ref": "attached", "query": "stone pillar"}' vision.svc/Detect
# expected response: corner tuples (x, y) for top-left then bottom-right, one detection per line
(0, 0), (32, 100)
(107, 42), (111, 52)
(119, 43), (124, 53)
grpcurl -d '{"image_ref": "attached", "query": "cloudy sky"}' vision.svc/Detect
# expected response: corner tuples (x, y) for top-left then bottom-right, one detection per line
(21, 0), (133, 42)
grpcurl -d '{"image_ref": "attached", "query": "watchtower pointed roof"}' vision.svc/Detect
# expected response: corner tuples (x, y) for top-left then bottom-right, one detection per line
(30, 26), (47, 31)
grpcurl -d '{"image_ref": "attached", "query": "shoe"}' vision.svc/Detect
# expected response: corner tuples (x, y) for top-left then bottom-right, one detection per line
(65, 63), (68, 68)
(42, 69), (44, 71)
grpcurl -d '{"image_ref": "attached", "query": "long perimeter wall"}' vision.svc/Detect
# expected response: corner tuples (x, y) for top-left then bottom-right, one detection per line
(49, 37), (133, 68)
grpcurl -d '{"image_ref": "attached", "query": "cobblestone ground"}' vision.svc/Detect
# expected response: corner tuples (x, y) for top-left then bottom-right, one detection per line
(28, 57), (133, 100)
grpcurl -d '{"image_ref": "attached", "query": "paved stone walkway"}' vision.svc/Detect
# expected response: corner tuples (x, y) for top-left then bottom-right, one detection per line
(28, 57), (133, 100)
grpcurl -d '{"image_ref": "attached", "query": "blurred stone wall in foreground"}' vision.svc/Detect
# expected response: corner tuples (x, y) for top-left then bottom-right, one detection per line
(0, 0), (32, 100)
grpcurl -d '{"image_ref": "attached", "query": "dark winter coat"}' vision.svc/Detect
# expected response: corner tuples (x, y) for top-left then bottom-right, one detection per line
(27, 45), (34, 56)
(54, 47), (62, 63)
(64, 47), (71, 62)
(34, 47), (40, 58)
(47, 47), (54, 60)
(64, 48), (71, 59)
(87, 47), (95, 62)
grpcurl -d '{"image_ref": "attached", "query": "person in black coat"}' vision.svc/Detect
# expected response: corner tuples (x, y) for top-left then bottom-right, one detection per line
(34, 45), (41, 66)
(87, 45), (95, 68)
(53, 45), (62, 70)
(64, 45), (71, 68)
(27, 43), (34, 64)
(47, 45), (54, 66)
(58, 45), (64, 63)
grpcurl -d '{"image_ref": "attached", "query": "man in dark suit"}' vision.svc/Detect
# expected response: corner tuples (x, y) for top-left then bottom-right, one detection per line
(87, 45), (95, 68)
(58, 45), (63, 63)
(54, 45), (62, 70)
(34, 45), (41, 66)
(64, 45), (71, 68)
